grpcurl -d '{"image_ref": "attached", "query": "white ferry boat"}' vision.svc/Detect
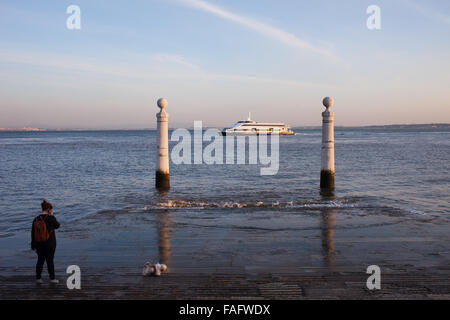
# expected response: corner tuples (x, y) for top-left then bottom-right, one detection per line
(220, 113), (295, 136)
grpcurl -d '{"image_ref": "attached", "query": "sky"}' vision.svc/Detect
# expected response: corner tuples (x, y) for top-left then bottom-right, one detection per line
(0, 0), (449, 129)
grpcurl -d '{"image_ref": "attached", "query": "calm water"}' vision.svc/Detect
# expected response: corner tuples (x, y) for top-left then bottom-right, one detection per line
(0, 129), (449, 237)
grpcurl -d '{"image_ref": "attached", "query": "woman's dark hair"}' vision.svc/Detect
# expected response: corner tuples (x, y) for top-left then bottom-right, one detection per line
(41, 200), (53, 212)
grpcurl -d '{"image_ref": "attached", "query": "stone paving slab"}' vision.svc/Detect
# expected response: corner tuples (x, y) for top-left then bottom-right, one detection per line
(1, 266), (448, 300)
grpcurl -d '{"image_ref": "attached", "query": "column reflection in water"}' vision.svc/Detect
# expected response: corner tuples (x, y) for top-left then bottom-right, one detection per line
(321, 208), (336, 268)
(154, 190), (172, 269)
(157, 210), (172, 267)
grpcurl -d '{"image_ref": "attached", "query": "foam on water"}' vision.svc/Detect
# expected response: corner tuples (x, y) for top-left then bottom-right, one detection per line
(138, 199), (360, 210)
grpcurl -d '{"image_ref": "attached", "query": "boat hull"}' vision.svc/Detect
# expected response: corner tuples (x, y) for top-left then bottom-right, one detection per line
(220, 131), (294, 136)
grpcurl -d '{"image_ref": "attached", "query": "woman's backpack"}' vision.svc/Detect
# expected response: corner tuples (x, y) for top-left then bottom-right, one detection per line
(34, 215), (50, 242)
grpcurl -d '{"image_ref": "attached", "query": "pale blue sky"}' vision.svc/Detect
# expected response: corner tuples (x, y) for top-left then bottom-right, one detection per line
(1, 0), (449, 128)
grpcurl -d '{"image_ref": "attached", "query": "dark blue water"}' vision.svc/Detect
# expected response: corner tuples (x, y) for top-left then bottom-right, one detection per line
(0, 129), (449, 236)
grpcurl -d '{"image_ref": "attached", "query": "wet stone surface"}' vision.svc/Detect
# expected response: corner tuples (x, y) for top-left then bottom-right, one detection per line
(0, 265), (449, 300)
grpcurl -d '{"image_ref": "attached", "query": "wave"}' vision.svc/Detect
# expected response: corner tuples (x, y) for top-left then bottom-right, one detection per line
(124, 198), (434, 219)
(137, 199), (360, 210)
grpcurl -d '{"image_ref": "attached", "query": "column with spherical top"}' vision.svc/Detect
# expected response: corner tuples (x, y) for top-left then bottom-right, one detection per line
(320, 97), (335, 190)
(155, 98), (170, 190)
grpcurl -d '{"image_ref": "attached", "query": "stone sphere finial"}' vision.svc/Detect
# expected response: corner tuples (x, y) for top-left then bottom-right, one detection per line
(322, 97), (334, 109)
(157, 98), (168, 109)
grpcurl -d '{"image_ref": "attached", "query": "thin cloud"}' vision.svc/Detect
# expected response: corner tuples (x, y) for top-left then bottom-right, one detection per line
(150, 53), (201, 70)
(0, 50), (335, 88)
(402, 0), (450, 25)
(206, 73), (337, 89)
(0, 50), (199, 78)
(178, 0), (335, 58)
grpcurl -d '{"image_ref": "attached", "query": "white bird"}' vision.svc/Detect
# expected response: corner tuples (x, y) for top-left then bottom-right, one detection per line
(142, 261), (168, 277)
(142, 261), (155, 276)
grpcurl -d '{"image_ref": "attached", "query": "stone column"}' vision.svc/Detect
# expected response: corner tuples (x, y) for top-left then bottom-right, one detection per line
(156, 98), (170, 190)
(320, 97), (335, 190)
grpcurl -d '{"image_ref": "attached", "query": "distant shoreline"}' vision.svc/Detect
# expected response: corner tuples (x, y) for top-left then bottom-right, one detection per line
(0, 123), (449, 132)
(0, 128), (47, 132)
(295, 123), (450, 130)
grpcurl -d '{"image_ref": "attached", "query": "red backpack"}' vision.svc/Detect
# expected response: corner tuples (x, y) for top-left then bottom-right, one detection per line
(34, 215), (50, 242)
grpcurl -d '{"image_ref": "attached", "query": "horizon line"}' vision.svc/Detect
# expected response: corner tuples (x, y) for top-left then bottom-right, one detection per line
(1, 123), (449, 132)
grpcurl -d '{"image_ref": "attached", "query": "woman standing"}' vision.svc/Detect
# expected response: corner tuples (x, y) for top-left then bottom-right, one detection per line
(31, 200), (60, 284)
